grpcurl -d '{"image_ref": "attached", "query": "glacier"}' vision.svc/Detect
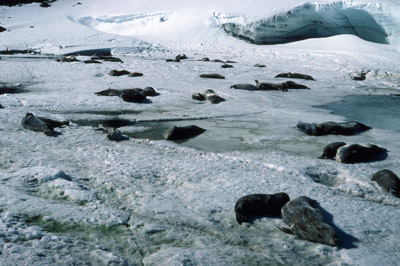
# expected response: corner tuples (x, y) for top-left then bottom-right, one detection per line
(220, 2), (399, 45)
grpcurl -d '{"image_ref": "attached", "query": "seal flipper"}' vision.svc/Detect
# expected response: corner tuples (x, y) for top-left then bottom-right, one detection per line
(278, 226), (294, 235)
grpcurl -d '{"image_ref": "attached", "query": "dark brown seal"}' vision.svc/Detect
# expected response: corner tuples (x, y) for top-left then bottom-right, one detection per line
(336, 143), (387, 164)
(234, 192), (290, 224)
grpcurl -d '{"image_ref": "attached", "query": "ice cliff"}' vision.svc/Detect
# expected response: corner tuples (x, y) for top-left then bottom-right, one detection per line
(219, 2), (400, 46)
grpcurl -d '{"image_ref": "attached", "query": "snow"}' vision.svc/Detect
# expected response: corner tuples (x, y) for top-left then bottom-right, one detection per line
(1, 0), (400, 265)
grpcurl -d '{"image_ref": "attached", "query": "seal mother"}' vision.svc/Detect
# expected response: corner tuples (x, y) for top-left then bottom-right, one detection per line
(280, 196), (339, 246)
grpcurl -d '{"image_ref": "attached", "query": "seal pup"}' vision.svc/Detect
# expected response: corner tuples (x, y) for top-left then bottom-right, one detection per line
(371, 169), (400, 197)
(199, 73), (225, 79)
(230, 84), (258, 91)
(163, 125), (205, 141)
(21, 113), (54, 135)
(336, 143), (387, 164)
(280, 196), (339, 246)
(234, 192), (290, 224)
(320, 142), (347, 159)
(275, 72), (315, 81)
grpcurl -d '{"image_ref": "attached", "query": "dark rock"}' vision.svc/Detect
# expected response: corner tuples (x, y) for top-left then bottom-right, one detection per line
(163, 125), (205, 141)
(199, 73), (225, 79)
(235, 192), (290, 224)
(372, 169), (400, 197)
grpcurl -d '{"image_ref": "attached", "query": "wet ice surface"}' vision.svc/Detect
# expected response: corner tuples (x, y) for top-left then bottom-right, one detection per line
(318, 95), (400, 133)
(1, 1), (400, 265)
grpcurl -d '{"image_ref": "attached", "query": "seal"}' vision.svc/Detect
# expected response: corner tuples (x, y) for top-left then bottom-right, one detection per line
(202, 89), (225, 103)
(95, 89), (122, 97)
(37, 116), (69, 128)
(320, 142), (347, 159)
(107, 128), (129, 142)
(280, 196), (339, 246)
(371, 169), (400, 197)
(21, 113), (54, 135)
(254, 64), (266, 68)
(109, 70), (130, 76)
(163, 125), (205, 141)
(175, 54), (187, 60)
(199, 73), (225, 79)
(255, 80), (287, 91)
(119, 89), (146, 103)
(297, 121), (371, 136)
(234, 192), (290, 224)
(336, 143), (387, 164)
(221, 64), (234, 68)
(275, 72), (315, 81)
(143, 87), (159, 97)
(230, 84), (258, 91)
(128, 72), (143, 77)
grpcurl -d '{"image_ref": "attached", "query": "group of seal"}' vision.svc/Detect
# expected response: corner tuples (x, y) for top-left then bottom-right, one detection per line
(296, 121), (371, 136)
(231, 80), (310, 92)
(192, 89), (225, 104)
(235, 192), (339, 246)
(56, 54), (123, 64)
(21, 113), (69, 136)
(95, 87), (159, 103)
(109, 70), (143, 77)
(320, 142), (387, 164)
